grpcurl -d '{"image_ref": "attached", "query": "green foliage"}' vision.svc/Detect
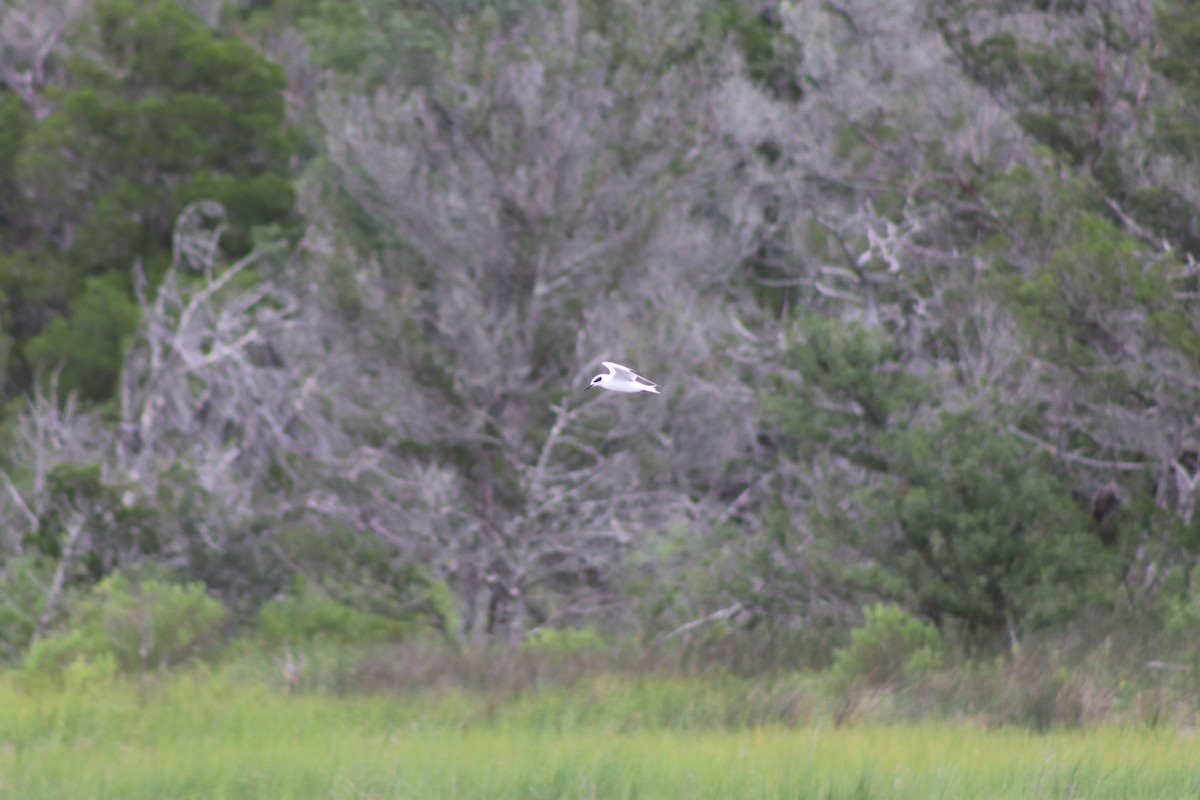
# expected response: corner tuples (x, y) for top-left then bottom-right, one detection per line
(24, 274), (140, 402)
(0, 556), (54, 663)
(940, 0), (1200, 257)
(250, 0), (522, 89)
(702, 0), (801, 101)
(0, 93), (30, 239)
(1012, 213), (1197, 365)
(757, 318), (1104, 641)
(880, 412), (1098, 637)
(956, 31), (1020, 91)
(1163, 592), (1200, 635)
(23, 573), (227, 679)
(20, 628), (115, 686)
(521, 626), (608, 659)
(828, 604), (943, 690)
(424, 579), (461, 642)
(256, 578), (413, 647)
(1155, 0), (1200, 104)
(0, 248), (76, 398)
(276, 525), (459, 638)
(1127, 185), (1200, 255)
(939, 4), (1110, 169)
(765, 316), (924, 467)
(1152, 39), (1200, 171)
(299, 0), (449, 86)
(24, 0), (296, 269)
(0, 0), (296, 403)
(22, 462), (162, 586)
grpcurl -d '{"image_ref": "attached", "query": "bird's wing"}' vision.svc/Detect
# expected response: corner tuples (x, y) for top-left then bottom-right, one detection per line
(602, 361), (637, 380)
(602, 362), (658, 387)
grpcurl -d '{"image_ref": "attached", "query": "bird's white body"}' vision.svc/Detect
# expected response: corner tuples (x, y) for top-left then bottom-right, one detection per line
(587, 361), (661, 394)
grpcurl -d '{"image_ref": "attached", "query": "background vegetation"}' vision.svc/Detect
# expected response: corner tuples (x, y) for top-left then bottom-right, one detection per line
(2, 0), (1200, 737)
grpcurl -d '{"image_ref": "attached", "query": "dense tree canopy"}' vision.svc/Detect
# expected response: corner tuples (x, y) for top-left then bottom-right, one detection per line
(1, 0), (295, 402)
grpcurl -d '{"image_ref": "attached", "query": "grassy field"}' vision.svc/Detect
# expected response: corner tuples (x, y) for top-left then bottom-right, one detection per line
(3, 669), (1199, 800)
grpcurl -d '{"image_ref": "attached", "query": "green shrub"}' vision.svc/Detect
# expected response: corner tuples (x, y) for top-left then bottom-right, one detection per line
(255, 579), (413, 647)
(23, 628), (112, 680)
(23, 573), (227, 680)
(1164, 593), (1200, 634)
(24, 274), (141, 402)
(62, 650), (120, 689)
(828, 604), (943, 690)
(0, 555), (54, 663)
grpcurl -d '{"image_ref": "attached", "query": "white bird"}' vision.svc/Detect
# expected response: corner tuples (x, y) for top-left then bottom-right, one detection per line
(586, 361), (662, 394)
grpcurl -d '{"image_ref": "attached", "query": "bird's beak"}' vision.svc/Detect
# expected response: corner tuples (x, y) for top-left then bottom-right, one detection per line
(584, 384), (592, 391)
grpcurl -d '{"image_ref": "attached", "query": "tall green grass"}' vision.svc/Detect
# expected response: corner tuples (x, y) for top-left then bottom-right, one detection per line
(3, 670), (1198, 799)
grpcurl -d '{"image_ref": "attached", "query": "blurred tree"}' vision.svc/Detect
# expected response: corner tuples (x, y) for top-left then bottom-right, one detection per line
(764, 317), (924, 470)
(999, 180), (1200, 604)
(306, 0), (766, 642)
(728, 0), (1200, 635)
(2, 0), (296, 403)
(0, 379), (117, 649)
(0, 201), (304, 652)
(935, 0), (1200, 252)
(758, 314), (1104, 644)
(878, 412), (1099, 641)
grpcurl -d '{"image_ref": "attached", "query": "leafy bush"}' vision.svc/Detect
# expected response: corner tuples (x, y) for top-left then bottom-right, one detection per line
(255, 578), (414, 648)
(1163, 583), (1200, 628)
(828, 604), (943, 690)
(24, 574), (227, 679)
(0, 555), (54, 663)
(24, 274), (141, 402)
(880, 412), (1099, 638)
